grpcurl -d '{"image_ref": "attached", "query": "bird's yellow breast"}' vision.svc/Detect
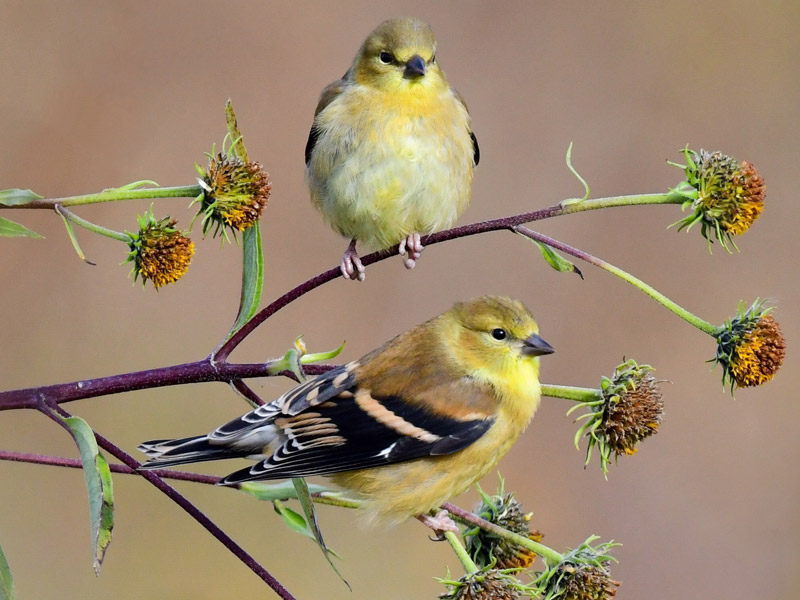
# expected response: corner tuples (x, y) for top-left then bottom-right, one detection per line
(332, 357), (541, 525)
(307, 80), (474, 250)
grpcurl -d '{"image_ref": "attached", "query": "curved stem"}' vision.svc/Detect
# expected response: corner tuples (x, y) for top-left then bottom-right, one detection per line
(313, 493), (363, 509)
(57, 205), (129, 242)
(514, 226), (719, 335)
(442, 502), (563, 568)
(541, 384), (601, 402)
(443, 530), (479, 575)
(5, 185), (202, 209)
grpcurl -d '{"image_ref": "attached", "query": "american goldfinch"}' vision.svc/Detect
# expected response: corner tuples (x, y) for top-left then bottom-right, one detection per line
(305, 17), (479, 281)
(139, 296), (551, 525)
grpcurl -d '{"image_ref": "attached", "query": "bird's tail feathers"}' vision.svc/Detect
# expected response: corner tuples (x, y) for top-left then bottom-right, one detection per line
(137, 435), (242, 469)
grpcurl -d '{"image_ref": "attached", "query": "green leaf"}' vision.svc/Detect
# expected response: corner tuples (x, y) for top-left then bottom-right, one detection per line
(292, 478), (349, 588)
(0, 538), (16, 600)
(62, 416), (114, 575)
(102, 180), (159, 193)
(0, 188), (43, 206)
(273, 501), (312, 537)
(534, 240), (583, 279)
(267, 338), (346, 379)
(221, 99), (263, 338)
(238, 480), (334, 501)
(56, 208), (94, 264)
(226, 223), (263, 338)
(301, 340), (346, 365)
(0, 217), (43, 238)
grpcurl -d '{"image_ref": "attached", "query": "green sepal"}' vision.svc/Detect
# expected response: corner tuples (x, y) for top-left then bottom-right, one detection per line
(225, 99), (248, 162)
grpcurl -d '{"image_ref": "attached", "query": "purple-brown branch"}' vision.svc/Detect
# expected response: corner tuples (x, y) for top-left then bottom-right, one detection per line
(0, 450), (221, 484)
(214, 204), (567, 360)
(0, 198), (670, 412)
(0, 359), (329, 411)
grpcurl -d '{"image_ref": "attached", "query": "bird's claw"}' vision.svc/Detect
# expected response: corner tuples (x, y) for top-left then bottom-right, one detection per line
(340, 241), (366, 282)
(417, 509), (459, 538)
(399, 233), (423, 270)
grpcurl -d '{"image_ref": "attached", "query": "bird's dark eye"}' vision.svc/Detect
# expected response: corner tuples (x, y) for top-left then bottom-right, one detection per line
(491, 328), (507, 341)
(379, 51), (393, 64)
(431, 54), (436, 64)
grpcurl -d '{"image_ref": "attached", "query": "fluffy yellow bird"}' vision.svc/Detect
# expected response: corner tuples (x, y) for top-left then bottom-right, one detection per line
(305, 17), (479, 281)
(139, 296), (552, 527)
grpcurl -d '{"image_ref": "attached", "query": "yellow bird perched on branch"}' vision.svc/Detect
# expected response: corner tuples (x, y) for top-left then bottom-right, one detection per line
(305, 17), (479, 281)
(139, 296), (552, 528)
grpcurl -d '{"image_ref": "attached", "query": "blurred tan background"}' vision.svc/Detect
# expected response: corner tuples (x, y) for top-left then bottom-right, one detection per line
(1, 2), (797, 599)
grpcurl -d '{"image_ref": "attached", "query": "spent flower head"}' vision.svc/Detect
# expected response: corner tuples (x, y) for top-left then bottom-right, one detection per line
(534, 537), (620, 600)
(439, 569), (531, 600)
(671, 147), (765, 251)
(570, 359), (664, 475)
(194, 143), (271, 240)
(714, 300), (786, 391)
(126, 208), (194, 289)
(464, 481), (543, 570)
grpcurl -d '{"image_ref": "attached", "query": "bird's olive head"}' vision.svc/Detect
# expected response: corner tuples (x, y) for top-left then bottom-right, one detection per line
(353, 17), (445, 90)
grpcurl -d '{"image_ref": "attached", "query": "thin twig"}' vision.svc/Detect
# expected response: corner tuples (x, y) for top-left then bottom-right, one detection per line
(0, 450), (221, 485)
(38, 402), (298, 600)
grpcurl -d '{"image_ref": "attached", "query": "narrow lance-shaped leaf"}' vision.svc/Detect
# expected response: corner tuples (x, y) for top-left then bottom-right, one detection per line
(227, 224), (263, 338)
(101, 180), (159, 193)
(56, 208), (95, 265)
(238, 480), (335, 501)
(292, 478), (350, 589)
(0, 217), (43, 239)
(271, 501), (342, 560)
(62, 416), (114, 575)
(265, 349), (350, 588)
(0, 188), (43, 206)
(531, 239), (584, 279)
(0, 537), (16, 600)
(223, 99), (263, 339)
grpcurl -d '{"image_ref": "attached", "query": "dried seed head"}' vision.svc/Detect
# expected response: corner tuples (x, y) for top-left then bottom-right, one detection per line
(197, 152), (270, 238)
(127, 210), (194, 289)
(672, 148), (765, 251)
(715, 301), (786, 391)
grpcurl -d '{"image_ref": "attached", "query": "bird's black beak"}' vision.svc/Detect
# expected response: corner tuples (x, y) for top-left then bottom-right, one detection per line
(522, 334), (555, 357)
(403, 54), (426, 79)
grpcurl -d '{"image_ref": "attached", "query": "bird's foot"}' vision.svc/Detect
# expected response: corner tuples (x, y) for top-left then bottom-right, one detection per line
(398, 232), (423, 270)
(340, 240), (365, 282)
(417, 509), (459, 538)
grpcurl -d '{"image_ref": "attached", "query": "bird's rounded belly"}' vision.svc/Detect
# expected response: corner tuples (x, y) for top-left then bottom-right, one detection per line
(315, 120), (472, 250)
